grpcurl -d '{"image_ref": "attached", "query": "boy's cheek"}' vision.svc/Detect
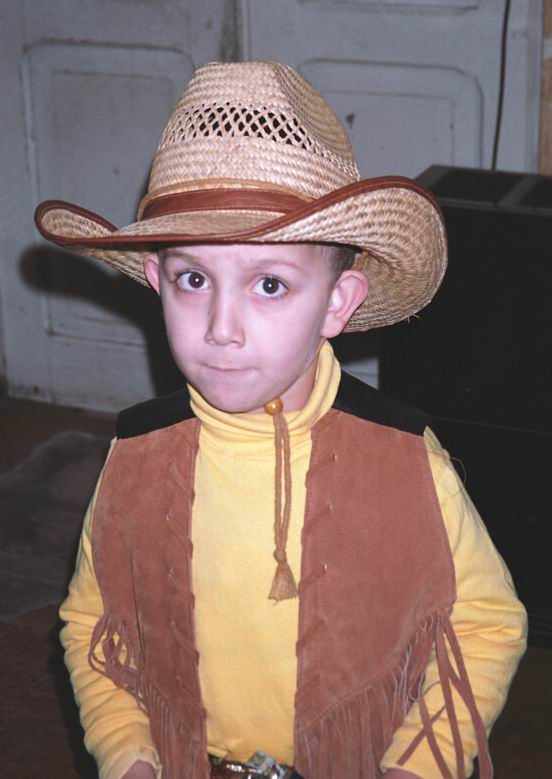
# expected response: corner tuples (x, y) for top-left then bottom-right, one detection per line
(161, 296), (195, 333)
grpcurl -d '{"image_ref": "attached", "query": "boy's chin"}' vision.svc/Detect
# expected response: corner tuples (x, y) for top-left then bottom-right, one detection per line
(195, 386), (268, 415)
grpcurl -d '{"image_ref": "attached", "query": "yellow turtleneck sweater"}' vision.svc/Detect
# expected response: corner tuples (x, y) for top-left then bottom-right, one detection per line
(59, 342), (526, 779)
(188, 340), (339, 763)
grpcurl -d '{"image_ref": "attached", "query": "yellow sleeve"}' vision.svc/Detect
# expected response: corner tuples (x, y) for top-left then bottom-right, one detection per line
(380, 427), (527, 778)
(59, 439), (162, 779)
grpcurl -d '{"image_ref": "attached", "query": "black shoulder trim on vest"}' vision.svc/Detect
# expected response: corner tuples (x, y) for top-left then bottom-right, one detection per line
(333, 371), (429, 436)
(117, 387), (194, 439)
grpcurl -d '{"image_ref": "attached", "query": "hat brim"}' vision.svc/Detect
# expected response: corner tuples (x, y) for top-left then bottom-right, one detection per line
(34, 177), (446, 332)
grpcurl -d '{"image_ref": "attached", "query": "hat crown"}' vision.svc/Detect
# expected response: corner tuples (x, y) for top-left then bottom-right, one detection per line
(147, 61), (360, 203)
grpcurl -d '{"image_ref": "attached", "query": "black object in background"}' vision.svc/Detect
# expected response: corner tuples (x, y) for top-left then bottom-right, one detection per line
(380, 165), (552, 648)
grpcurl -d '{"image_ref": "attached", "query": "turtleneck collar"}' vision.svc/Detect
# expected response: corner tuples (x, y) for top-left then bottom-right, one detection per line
(188, 340), (341, 456)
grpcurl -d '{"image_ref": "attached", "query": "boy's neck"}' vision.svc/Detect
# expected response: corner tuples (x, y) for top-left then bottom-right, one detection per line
(251, 339), (325, 415)
(269, 357), (318, 415)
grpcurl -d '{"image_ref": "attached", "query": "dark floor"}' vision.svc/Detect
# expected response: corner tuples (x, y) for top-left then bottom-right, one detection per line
(0, 394), (550, 778)
(0, 396), (114, 778)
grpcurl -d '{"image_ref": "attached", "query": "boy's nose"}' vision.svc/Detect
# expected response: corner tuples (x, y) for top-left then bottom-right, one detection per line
(204, 294), (245, 347)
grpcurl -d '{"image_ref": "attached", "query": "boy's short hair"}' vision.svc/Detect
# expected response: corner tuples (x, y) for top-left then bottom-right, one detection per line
(324, 244), (358, 277)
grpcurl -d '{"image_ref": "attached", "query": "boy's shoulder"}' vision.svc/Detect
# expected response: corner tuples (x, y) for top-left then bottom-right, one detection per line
(117, 387), (193, 439)
(334, 370), (429, 436)
(116, 373), (429, 439)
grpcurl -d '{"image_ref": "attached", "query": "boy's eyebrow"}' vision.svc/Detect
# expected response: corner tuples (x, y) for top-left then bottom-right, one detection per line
(243, 259), (306, 272)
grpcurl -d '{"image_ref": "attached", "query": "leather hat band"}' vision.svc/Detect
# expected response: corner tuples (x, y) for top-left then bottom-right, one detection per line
(141, 189), (311, 221)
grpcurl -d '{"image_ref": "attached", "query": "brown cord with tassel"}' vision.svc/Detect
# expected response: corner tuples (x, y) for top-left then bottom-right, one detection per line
(264, 398), (298, 602)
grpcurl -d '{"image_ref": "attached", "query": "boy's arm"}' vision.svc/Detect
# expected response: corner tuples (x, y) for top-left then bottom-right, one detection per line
(60, 440), (162, 779)
(380, 427), (527, 779)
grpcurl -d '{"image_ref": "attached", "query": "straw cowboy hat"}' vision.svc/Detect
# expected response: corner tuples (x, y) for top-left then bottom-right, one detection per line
(34, 61), (447, 331)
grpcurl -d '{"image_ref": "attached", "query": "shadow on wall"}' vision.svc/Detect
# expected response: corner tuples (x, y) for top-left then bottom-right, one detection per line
(19, 245), (184, 398)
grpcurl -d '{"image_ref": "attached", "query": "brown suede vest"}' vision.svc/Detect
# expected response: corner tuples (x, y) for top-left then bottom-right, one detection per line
(89, 375), (491, 779)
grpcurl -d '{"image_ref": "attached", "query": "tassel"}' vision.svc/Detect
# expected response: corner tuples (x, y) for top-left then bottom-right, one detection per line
(269, 551), (298, 601)
(264, 398), (298, 602)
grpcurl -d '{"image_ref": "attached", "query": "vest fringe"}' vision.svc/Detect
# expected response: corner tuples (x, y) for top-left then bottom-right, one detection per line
(140, 674), (210, 779)
(295, 611), (492, 779)
(295, 613), (439, 779)
(88, 614), (145, 710)
(397, 615), (493, 779)
(89, 614), (210, 779)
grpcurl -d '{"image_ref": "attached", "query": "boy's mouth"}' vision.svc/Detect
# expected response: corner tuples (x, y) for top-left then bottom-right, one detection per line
(204, 365), (252, 373)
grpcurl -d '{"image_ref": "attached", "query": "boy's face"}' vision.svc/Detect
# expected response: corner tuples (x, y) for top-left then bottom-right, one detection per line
(144, 242), (367, 414)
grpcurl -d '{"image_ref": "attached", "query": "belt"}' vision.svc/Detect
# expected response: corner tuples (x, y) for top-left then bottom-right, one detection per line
(209, 751), (303, 779)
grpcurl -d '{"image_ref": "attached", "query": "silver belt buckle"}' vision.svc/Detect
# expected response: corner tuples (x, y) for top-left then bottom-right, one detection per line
(245, 751), (294, 779)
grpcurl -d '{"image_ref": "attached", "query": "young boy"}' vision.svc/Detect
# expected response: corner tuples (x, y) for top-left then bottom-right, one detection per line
(35, 62), (526, 779)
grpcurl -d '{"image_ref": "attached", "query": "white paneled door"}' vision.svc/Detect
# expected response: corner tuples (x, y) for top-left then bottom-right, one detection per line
(1, 0), (543, 409)
(2, 0), (237, 411)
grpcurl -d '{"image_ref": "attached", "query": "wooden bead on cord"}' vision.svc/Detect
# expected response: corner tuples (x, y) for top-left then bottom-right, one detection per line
(264, 398), (283, 416)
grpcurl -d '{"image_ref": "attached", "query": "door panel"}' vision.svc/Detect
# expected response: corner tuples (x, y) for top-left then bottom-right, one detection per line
(300, 60), (482, 177)
(27, 43), (191, 347)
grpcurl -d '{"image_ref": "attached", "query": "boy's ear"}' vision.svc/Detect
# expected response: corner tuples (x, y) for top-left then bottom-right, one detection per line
(320, 270), (369, 338)
(143, 253), (161, 295)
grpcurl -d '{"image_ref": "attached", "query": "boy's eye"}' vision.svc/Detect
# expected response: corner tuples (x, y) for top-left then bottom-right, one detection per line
(254, 276), (287, 297)
(177, 270), (209, 291)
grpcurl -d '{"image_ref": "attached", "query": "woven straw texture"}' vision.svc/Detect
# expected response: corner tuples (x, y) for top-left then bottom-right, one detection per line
(35, 61), (447, 331)
(148, 61), (359, 203)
